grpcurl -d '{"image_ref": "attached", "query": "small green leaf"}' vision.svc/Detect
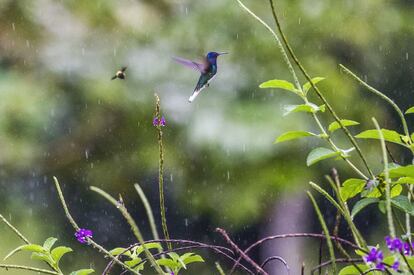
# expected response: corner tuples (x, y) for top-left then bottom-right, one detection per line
(303, 77), (325, 94)
(156, 258), (177, 269)
(259, 79), (299, 94)
(69, 269), (95, 275)
(134, 242), (162, 256)
(43, 237), (58, 251)
(340, 179), (366, 201)
(125, 258), (143, 269)
(389, 165), (414, 178)
(274, 131), (316, 143)
(283, 103), (325, 116)
(109, 247), (131, 257)
(391, 195), (414, 214)
(405, 106), (414, 114)
(391, 184), (403, 197)
(355, 129), (405, 145)
(182, 254), (204, 265)
(51, 246), (72, 265)
(351, 198), (379, 219)
(306, 147), (341, 166)
(31, 252), (53, 266)
(328, 120), (360, 133)
(338, 264), (369, 275)
(4, 244), (45, 260)
(396, 177), (414, 184)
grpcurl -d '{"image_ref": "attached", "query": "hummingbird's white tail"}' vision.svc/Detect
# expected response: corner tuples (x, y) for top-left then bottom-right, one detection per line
(188, 90), (202, 103)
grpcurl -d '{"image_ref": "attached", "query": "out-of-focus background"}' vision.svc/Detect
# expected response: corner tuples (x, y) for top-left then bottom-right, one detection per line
(1, 0), (413, 274)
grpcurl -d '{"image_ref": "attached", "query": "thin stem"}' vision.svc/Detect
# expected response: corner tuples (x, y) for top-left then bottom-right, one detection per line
(268, 0), (375, 179)
(373, 118), (396, 237)
(155, 94), (172, 251)
(215, 262), (226, 275)
(0, 214), (30, 244)
(307, 192), (337, 274)
(53, 177), (140, 275)
(340, 65), (410, 138)
(260, 256), (290, 274)
(216, 228), (268, 275)
(134, 183), (160, 241)
(90, 186), (164, 274)
(0, 264), (59, 275)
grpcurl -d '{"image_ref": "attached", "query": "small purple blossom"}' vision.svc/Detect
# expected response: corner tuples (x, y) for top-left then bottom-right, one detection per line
(153, 116), (166, 127)
(385, 236), (403, 252)
(391, 260), (400, 271)
(404, 242), (412, 255)
(75, 228), (93, 244)
(364, 247), (384, 270)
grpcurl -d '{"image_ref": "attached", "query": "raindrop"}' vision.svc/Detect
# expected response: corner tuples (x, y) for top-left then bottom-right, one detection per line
(82, 48), (85, 56)
(242, 144), (246, 152)
(26, 40), (30, 48)
(406, 52), (409, 60)
(298, 17), (301, 24)
(113, 48), (117, 56)
(185, 7), (188, 15)
(85, 149), (89, 160)
(185, 218), (188, 227)
(170, 173), (173, 182)
(11, 23), (15, 31)
(227, 171), (230, 181)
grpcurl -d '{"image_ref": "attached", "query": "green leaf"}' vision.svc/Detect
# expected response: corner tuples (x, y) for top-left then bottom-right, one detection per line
(181, 254), (204, 265)
(389, 165), (414, 178)
(156, 258), (177, 269)
(259, 79), (299, 94)
(306, 147), (341, 166)
(43, 237), (58, 251)
(69, 269), (95, 275)
(125, 258), (144, 270)
(405, 106), (414, 114)
(338, 264), (369, 275)
(340, 179), (366, 201)
(351, 198), (379, 219)
(283, 103), (324, 116)
(303, 77), (325, 94)
(31, 252), (53, 266)
(109, 247), (131, 257)
(355, 129), (404, 145)
(4, 244), (45, 260)
(391, 195), (414, 214)
(396, 177), (414, 184)
(328, 120), (360, 133)
(274, 131), (316, 143)
(391, 184), (403, 197)
(51, 246), (72, 266)
(134, 242), (162, 256)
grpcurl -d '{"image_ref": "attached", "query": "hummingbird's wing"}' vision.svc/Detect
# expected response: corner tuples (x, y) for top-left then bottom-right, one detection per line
(172, 56), (208, 73)
(121, 66), (127, 72)
(111, 75), (117, 80)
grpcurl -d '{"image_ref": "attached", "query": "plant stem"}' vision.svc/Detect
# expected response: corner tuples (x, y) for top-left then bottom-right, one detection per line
(268, 0), (375, 179)
(307, 192), (337, 274)
(154, 94), (172, 251)
(53, 177), (140, 275)
(90, 186), (164, 274)
(373, 118), (396, 237)
(215, 262), (226, 275)
(0, 264), (59, 275)
(0, 214), (30, 244)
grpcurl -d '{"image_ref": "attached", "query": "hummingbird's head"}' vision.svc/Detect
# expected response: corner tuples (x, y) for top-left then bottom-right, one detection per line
(206, 51), (228, 62)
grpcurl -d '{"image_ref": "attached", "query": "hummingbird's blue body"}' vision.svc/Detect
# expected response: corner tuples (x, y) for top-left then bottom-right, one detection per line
(173, 51), (227, 102)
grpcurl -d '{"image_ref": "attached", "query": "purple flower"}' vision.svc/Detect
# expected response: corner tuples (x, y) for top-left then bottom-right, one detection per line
(153, 116), (166, 127)
(364, 248), (384, 270)
(404, 242), (412, 255)
(391, 260), (400, 271)
(75, 228), (93, 244)
(385, 236), (403, 252)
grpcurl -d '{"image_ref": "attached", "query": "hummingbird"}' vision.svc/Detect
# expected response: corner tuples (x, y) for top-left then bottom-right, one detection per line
(111, 66), (127, 80)
(173, 51), (228, 102)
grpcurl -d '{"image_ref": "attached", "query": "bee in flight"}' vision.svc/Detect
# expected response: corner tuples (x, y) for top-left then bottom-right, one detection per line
(111, 66), (127, 80)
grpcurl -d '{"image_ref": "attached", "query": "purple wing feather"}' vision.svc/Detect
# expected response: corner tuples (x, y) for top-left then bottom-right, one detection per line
(172, 56), (208, 73)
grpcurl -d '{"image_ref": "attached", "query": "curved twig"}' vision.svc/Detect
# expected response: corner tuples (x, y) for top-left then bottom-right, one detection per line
(216, 228), (268, 275)
(0, 264), (58, 275)
(229, 233), (363, 274)
(260, 256), (290, 274)
(310, 258), (362, 274)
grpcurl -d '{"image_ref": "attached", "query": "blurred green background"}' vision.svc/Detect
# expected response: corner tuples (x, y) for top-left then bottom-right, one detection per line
(1, 0), (414, 274)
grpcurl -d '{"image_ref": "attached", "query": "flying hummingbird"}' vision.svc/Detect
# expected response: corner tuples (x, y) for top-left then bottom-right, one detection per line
(111, 66), (127, 80)
(173, 52), (227, 102)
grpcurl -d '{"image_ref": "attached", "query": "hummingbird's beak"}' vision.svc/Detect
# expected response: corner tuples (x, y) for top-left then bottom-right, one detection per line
(218, 52), (228, 55)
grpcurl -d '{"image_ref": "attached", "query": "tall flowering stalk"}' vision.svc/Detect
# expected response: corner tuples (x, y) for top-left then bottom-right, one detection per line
(154, 94), (172, 250)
